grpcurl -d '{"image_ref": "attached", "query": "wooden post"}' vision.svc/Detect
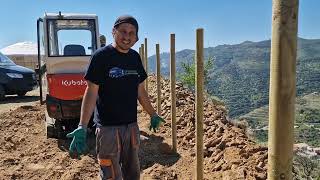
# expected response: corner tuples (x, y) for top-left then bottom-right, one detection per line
(268, 0), (299, 179)
(141, 44), (145, 70)
(156, 44), (161, 115)
(170, 34), (177, 153)
(139, 47), (142, 59)
(195, 28), (204, 180)
(144, 38), (148, 91)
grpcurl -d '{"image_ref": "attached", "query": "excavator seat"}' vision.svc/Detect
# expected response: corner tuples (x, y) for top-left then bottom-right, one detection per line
(63, 44), (86, 56)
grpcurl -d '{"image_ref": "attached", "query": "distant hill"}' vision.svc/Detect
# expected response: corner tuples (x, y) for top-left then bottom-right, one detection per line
(148, 38), (320, 117)
(240, 92), (320, 146)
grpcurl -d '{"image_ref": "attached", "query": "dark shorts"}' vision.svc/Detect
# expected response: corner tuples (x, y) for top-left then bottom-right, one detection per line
(96, 122), (140, 180)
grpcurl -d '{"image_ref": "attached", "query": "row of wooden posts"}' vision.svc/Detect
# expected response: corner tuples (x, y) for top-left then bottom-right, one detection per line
(137, 0), (298, 179)
(138, 33), (180, 155)
(137, 29), (218, 180)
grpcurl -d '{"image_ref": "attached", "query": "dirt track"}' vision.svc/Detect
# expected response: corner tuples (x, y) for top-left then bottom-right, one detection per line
(0, 88), (40, 114)
(0, 77), (268, 179)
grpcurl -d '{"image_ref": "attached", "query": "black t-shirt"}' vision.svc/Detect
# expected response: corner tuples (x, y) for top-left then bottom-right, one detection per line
(84, 44), (147, 126)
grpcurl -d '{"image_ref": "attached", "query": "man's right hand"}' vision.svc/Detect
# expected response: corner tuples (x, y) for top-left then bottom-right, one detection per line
(66, 126), (87, 159)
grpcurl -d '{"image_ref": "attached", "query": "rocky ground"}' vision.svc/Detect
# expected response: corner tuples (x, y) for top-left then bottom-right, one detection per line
(0, 76), (268, 180)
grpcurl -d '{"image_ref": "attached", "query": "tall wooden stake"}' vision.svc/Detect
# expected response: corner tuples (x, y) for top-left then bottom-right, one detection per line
(170, 34), (177, 153)
(141, 44), (145, 70)
(144, 38), (148, 91)
(268, 0), (299, 179)
(195, 28), (204, 180)
(156, 44), (161, 115)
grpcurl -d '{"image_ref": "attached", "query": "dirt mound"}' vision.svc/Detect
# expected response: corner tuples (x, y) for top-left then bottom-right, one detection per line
(0, 75), (268, 180)
(0, 104), (99, 180)
(139, 76), (268, 179)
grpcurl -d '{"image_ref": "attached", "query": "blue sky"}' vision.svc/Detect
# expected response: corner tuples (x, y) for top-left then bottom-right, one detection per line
(0, 0), (319, 56)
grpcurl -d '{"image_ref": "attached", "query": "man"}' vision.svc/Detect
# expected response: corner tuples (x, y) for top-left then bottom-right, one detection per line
(67, 15), (165, 180)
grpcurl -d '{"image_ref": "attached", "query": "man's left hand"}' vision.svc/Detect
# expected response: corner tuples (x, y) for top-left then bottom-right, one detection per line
(149, 114), (165, 132)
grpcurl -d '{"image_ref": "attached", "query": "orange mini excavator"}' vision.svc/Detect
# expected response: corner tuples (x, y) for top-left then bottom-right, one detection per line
(36, 12), (101, 138)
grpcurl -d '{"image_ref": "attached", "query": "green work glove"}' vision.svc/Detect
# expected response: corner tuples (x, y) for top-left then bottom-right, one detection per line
(149, 114), (165, 132)
(66, 126), (87, 159)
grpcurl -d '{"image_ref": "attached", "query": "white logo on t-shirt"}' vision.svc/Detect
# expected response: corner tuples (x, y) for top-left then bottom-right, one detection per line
(109, 67), (138, 78)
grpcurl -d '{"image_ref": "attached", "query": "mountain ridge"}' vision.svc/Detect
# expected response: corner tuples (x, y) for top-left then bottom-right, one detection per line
(147, 38), (320, 117)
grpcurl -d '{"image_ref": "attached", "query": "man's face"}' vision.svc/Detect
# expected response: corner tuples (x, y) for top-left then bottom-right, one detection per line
(112, 23), (137, 52)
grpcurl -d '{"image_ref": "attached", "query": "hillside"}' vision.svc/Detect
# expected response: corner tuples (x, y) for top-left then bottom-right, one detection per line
(240, 92), (320, 147)
(148, 38), (320, 118)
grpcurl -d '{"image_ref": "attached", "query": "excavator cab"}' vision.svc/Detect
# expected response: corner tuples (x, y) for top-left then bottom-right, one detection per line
(37, 12), (100, 138)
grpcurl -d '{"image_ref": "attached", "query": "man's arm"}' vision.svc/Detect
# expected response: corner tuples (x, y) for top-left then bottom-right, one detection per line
(138, 82), (156, 116)
(79, 81), (99, 127)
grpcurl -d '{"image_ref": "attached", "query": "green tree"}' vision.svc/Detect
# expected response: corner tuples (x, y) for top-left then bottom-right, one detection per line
(178, 56), (226, 106)
(179, 56), (214, 89)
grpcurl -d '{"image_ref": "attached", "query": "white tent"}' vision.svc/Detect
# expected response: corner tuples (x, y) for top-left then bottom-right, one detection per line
(0, 42), (38, 70)
(1, 42), (37, 55)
